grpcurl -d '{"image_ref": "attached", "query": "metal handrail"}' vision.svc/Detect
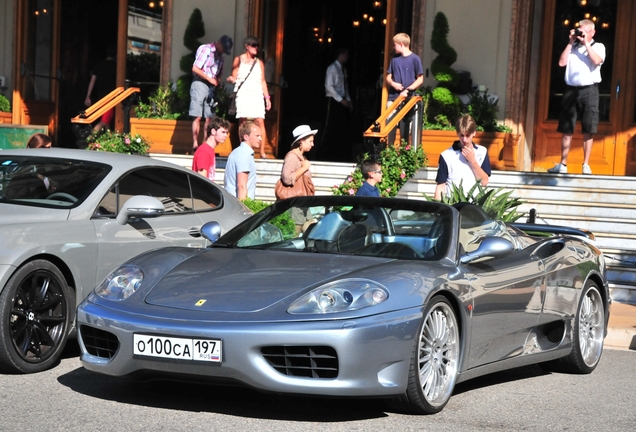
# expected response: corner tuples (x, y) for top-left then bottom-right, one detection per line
(363, 94), (423, 154)
(363, 94), (422, 139)
(71, 86), (140, 124)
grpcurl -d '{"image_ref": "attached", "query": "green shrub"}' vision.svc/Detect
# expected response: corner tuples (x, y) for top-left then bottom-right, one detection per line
(0, 94), (10, 113)
(135, 83), (181, 120)
(333, 140), (427, 197)
(425, 181), (525, 222)
(242, 198), (296, 238)
(428, 12), (461, 126)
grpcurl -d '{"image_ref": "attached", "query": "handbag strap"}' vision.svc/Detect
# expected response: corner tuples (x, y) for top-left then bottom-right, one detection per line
(235, 57), (258, 95)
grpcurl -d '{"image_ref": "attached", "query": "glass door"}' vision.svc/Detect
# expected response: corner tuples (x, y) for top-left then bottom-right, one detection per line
(14, 0), (60, 137)
(533, 0), (636, 175)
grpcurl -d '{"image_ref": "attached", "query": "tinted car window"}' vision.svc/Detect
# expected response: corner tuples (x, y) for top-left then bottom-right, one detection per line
(96, 167), (195, 216)
(0, 156), (110, 208)
(189, 174), (223, 211)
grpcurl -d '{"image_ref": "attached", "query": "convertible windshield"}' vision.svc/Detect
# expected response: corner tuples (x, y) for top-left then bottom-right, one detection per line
(230, 199), (453, 260)
(0, 156), (111, 208)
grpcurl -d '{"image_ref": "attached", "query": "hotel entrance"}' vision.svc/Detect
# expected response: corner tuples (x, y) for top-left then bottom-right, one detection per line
(250, 0), (413, 159)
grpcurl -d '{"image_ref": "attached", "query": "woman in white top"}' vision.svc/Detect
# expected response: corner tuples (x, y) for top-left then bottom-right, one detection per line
(227, 36), (271, 159)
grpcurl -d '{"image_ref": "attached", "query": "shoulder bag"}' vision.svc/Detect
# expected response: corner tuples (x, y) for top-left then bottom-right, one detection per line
(274, 153), (315, 201)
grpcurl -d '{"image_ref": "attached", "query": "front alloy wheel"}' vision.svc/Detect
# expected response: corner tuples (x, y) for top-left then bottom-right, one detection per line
(397, 296), (460, 414)
(0, 260), (72, 373)
(560, 281), (605, 374)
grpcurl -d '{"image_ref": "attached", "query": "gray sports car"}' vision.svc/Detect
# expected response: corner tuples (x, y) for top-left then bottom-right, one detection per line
(77, 196), (609, 414)
(0, 149), (250, 374)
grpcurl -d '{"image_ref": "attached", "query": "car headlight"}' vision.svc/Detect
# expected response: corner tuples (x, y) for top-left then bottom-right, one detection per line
(287, 279), (388, 314)
(94, 265), (144, 301)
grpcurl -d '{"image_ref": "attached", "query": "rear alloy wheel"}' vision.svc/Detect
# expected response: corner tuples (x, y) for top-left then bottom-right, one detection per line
(398, 297), (460, 414)
(560, 281), (605, 374)
(0, 260), (72, 373)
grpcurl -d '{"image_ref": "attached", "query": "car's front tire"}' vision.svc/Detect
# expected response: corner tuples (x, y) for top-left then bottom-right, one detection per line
(394, 296), (460, 414)
(0, 260), (72, 373)
(559, 280), (605, 374)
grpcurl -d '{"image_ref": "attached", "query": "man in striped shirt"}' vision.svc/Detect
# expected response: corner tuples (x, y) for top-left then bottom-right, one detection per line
(190, 35), (233, 152)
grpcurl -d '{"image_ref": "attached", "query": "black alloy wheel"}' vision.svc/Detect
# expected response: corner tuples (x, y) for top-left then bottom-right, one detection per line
(0, 260), (72, 373)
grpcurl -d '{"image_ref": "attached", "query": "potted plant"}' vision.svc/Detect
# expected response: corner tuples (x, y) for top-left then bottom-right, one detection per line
(424, 181), (525, 223)
(130, 82), (233, 156)
(86, 129), (151, 155)
(416, 12), (520, 170)
(0, 94), (11, 124)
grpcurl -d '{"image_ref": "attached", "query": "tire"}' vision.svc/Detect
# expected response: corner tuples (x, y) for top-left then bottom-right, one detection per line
(559, 281), (605, 374)
(394, 296), (460, 414)
(0, 260), (72, 373)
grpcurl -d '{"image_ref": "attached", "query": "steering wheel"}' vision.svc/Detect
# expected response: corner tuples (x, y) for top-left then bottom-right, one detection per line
(46, 192), (78, 203)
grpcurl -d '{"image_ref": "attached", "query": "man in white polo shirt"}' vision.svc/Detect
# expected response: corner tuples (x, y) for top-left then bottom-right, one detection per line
(434, 114), (491, 200)
(549, 19), (606, 175)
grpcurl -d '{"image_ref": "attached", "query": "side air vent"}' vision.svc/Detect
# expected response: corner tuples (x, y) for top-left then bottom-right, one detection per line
(80, 325), (120, 359)
(534, 242), (565, 259)
(261, 346), (338, 378)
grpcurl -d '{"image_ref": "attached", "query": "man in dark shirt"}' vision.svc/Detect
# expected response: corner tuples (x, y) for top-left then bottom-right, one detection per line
(84, 44), (117, 132)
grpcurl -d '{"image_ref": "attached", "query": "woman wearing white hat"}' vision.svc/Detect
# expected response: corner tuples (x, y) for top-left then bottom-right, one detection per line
(275, 125), (317, 231)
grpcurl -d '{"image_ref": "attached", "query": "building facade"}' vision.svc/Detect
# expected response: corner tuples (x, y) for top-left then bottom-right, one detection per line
(1, 0), (634, 175)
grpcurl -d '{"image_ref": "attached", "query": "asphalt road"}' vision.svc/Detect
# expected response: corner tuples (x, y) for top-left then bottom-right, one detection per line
(1, 344), (634, 432)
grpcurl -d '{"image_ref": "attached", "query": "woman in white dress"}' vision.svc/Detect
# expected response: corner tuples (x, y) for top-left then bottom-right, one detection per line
(227, 36), (271, 159)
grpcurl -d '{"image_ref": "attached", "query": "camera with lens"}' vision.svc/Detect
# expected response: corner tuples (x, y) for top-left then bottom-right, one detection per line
(574, 28), (583, 38)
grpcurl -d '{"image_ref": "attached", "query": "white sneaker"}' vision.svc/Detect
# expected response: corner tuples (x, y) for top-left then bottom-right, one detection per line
(582, 163), (592, 174)
(548, 163), (567, 174)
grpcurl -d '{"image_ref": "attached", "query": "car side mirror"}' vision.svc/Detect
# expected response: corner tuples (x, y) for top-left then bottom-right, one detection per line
(201, 221), (222, 243)
(460, 237), (514, 264)
(116, 196), (165, 225)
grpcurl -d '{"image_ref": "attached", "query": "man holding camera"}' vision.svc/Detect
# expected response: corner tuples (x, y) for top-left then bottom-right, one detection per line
(549, 19), (605, 175)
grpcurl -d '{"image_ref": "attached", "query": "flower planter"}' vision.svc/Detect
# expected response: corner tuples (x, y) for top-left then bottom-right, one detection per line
(421, 130), (520, 171)
(130, 118), (233, 156)
(0, 112), (12, 124)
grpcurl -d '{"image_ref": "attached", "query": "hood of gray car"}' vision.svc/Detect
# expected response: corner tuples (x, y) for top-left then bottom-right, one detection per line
(144, 248), (392, 312)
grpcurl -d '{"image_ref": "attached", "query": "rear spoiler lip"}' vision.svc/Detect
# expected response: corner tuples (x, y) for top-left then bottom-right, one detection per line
(510, 223), (595, 240)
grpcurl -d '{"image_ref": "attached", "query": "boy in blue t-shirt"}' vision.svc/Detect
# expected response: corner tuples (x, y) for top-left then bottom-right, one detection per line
(356, 159), (383, 197)
(386, 33), (424, 145)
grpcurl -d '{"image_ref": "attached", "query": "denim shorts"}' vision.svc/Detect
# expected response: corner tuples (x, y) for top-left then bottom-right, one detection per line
(189, 80), (215, 118)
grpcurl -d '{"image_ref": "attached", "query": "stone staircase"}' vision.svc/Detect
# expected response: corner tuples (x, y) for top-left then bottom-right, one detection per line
(152, 153), (636, 303)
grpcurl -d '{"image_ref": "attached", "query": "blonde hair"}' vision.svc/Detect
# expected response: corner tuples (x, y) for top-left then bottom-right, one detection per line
(239, 120), (258, 141)
(393, 33), (411, 47)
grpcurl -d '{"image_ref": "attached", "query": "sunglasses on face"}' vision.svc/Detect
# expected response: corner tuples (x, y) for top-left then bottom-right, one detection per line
(247, 43), (259, 48)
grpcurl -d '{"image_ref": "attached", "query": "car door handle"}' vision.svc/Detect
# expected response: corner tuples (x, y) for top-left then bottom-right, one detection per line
(188, 227), (201, 238)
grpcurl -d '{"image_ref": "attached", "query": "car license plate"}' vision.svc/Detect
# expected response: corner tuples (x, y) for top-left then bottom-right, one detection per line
(133, 334), (222, 362)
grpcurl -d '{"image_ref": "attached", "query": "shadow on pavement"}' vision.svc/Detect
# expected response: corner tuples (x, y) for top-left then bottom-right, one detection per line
(56, 355), (554, 420)
(57, 365), (390, 422)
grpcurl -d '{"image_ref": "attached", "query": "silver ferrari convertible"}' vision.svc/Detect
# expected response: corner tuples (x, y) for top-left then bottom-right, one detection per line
(0, 149), (250, 374)
(77, 196), (609, 414)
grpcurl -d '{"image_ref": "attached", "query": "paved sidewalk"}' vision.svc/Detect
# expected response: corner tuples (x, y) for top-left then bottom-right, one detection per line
(605, 301), (636, 351)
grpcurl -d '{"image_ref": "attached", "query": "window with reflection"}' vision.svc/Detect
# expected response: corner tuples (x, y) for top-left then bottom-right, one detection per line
(126, 0), (163, 99)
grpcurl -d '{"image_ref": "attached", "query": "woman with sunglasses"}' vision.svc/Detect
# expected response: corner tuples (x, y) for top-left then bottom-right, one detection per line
(227, 36), (271, 159)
